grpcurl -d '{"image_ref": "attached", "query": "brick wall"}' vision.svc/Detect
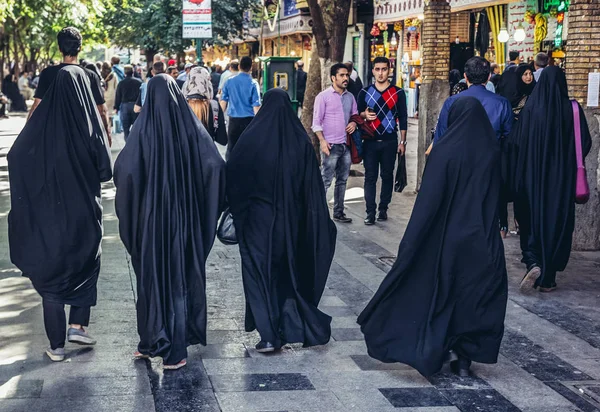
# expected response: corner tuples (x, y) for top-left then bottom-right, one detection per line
(450, 11), (470, 43)
(565, 0), (600, 107)
(421, 0), (451, 83)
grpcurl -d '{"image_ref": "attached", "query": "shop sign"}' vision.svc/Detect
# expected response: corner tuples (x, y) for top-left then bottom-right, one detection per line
(539, 0), (569, 13)
(182, 0), (212, 39)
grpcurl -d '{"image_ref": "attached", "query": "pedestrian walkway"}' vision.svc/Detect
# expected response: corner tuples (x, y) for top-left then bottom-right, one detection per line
(1, 116), (599, 412)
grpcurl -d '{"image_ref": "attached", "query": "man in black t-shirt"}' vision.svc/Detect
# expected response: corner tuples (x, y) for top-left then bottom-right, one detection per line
(29, 27), (111, 145)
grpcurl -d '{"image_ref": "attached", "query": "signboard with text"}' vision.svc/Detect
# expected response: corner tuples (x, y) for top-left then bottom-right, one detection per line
(183, 0), (212, 39)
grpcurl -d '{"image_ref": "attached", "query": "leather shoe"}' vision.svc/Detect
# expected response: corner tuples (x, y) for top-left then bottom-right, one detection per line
(333, 214), (352, 223)
(377, 211), (388, 221)
(364, 215), (376, 225)
(255, 341), (276, 353)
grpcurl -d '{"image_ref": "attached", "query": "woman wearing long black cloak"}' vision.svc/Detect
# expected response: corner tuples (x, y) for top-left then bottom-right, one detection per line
(511, 66), (592, 293)
(227, 88), (336, 353)
(2, 71), (28, 112)
(8, 65), (112, 361)
(114, 74), (225, 369)
(358, 97), (508, 377)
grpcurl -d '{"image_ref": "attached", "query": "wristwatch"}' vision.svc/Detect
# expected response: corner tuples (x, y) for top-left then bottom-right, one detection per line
(400, 140), (407, 145)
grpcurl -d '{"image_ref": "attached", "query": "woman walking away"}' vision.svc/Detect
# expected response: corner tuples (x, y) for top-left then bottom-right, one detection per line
(358, 97), (508, 378)
(227, 88), (337, 353)
(511, 66), (592, 293)
(114, 74), (226, 369)
(183, 66), (226, 144)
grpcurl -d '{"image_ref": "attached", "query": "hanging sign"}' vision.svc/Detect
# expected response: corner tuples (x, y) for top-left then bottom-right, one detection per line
(183, 0), (212, 39)
(539, 0), (569, 13)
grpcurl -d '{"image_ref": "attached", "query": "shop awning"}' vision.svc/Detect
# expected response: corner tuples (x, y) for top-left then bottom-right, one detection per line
(374, 0), (517, 23)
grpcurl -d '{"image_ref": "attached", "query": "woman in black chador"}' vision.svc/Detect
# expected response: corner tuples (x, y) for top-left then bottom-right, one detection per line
(114, 74), (226, 369)
(227, 88), (336, 353)
(8, 66), (112, 362)
(358, 97), (508, 377)
(511, 66), (592, 293)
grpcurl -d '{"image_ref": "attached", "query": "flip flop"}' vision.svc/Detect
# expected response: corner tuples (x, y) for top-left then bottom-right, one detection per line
(164, 359), (187, 370)
(133, 351), (149, 359)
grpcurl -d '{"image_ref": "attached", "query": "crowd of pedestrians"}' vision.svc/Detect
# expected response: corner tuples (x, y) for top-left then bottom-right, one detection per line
(5, 26), (593, 381)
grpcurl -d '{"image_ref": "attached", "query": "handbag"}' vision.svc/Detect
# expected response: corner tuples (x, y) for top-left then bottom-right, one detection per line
(217, 208), (238, 245)
(571, 100), (590, 204)
(394, 153), (407, 193)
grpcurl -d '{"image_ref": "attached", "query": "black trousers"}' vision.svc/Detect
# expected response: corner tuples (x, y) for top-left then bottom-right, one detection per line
(43, 300), (91, 349)
(227, 116), (253, 159)
(363, 139), (398, 216)
(119, 102), (138, 141)
(0, 102), (6, 117)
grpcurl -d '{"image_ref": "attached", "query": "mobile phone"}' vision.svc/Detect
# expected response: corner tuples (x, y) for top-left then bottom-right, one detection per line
(367, 107), (375, 113)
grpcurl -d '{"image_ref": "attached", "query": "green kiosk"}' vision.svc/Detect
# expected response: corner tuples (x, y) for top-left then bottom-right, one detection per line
(259, 56), (300, 111)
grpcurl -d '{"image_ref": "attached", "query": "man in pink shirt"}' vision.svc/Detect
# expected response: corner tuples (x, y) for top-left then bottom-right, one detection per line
(312, 63), (358, 223)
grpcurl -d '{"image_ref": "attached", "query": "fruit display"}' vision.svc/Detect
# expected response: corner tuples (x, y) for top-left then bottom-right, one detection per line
(534, 13), (548, 43)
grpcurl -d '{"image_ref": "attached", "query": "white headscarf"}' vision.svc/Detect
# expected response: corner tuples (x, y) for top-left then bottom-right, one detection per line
(183, 66), (213, 99)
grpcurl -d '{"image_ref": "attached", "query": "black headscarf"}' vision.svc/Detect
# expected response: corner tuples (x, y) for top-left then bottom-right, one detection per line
(8, 65), (112, 306)
(449, 69), (462, 91)
(2, 72), (27, 111)
(113, 74), (226, 364)
(358, 97), (507, 377)
(226, 88), (336, 349)
(475, 11), (490, 56)
(497, 63), (535, 107)
(508, 66), (592, 285)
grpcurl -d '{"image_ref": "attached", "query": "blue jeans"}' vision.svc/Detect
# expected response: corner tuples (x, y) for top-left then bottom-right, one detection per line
(321, 144), (351, 217)
(119, 102), (137, 141)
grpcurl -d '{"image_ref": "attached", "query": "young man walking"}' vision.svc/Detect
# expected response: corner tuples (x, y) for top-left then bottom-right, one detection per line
(10, 27), (112, 362)
(312, 63), (358, 223)
(30, 28), (111, 145)
(115, 64), (142, 140)
(220, 56), (261, 158)
(357, 57), (408, 225)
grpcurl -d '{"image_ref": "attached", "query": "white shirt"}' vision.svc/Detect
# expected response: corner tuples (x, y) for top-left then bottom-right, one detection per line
(534, 67), (544, 82)
(18, 76), (30, 91)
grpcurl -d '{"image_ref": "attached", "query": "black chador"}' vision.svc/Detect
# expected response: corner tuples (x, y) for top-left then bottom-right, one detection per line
(8, 65), (112, 350)
(358, 97), (508, 377)
(114, 74), (226, 367)
(226, 88), (336, 352)
(509, 66), (592, 291)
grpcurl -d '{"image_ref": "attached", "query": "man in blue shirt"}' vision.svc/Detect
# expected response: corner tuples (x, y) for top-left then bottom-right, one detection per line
(220, 56), (261, 158)
(434, 57), (512, 144)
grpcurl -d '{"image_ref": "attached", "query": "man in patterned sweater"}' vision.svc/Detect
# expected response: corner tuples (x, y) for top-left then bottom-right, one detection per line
(357, 57), (408, 225)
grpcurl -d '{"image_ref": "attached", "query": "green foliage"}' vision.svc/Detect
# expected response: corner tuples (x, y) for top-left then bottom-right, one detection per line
(104, 0), (261, 53)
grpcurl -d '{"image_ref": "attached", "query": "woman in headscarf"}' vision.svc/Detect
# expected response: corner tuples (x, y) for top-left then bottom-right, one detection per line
(511, 64), (536, 120)
(227, 88), (337, 353)
(2, 69), (28, 112)
(113, 74), (226, 369)
(510, 66), (592, 293)
(448, 69), (462, 92)
(183, 66), (226, 145)
(8, 65), (112, 361)
(358, 97), (508, 378)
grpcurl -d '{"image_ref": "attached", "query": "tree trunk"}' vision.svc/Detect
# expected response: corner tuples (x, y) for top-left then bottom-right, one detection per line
(301, 0), (353, 157)
(145, 48), (158, 65)
(300, 49), (322, 161)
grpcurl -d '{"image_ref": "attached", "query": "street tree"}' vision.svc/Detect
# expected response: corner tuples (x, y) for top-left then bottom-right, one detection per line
(301, 0), (353, 155)
(1, 0), (107, 74)
(104, 0), (259, 63)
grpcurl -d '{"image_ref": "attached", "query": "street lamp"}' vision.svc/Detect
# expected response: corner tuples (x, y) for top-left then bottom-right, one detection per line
(513, 23), (526, 42)
(498, 25), (509, 43)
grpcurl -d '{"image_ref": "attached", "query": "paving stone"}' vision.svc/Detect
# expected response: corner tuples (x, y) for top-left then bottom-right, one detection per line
(545, 382), (600, 412)
(440, 388), (521, 412)
(331, 328), (364, 341)
(501, 329), (592, 381)
(350, 354), (414, 371)
(427, 370), (492, 390)
(147, 361), (212, 391)
(215, 390), (345, 412)
(0, 379), (43, 399)
(380, 387), (453, 407)
(153, 389), (220, 412)
(188, 343), (250, 359)
(210, 373), (315, 392)
(39, 376), (151, 397)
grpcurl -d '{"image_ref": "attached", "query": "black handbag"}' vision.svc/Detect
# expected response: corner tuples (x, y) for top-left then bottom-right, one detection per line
(217, 209), (238, 245)
(394, 153), (407, 193)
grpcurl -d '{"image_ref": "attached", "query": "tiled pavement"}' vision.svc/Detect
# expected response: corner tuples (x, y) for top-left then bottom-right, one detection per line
(1, 116), (600, 411)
